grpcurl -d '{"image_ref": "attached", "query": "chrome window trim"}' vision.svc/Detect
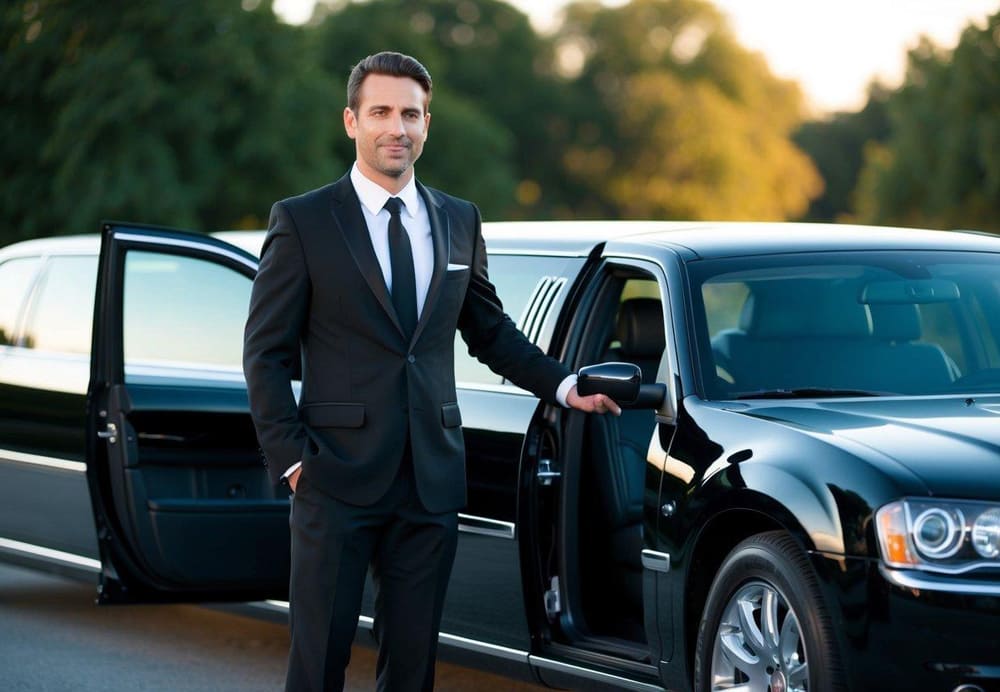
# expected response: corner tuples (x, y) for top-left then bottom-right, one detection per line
(457, 514), (516, 540)
(526, 277), (566, 345)
(114, 232), (257, 271)
(879, 564), (1000, 595)
(519, 276), (554, 335)
(0, 345), (90, 362)
(486, 248), (584, 258)
(0, 536), (100, 573)
(529, 656), (666, 691)
(125, 362), (247, 383)
(456, 381), (532, 396)
(0, 448), (86, 473)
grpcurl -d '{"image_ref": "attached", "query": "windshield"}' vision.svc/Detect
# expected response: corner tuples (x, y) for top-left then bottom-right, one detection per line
(689, 251), (1000, 399)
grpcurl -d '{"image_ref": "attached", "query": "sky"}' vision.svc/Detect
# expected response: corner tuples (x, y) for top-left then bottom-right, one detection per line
(273, 0), (1000, 114)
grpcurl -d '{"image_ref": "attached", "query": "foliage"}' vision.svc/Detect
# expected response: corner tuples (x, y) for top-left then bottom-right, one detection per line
(793, 84), (892, 222)
(853, 11), (1000, 233)
(311, 0), (571, 219)
(1, 0), (340, 240)
(1, 0), (870, 246)
(553, 0), (821, 220)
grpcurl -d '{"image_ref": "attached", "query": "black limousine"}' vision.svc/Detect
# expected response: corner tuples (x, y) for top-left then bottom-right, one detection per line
(2, 221), (1000, 692)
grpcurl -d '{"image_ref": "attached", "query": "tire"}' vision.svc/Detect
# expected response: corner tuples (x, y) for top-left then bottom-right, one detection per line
(693, 531), (846, 692)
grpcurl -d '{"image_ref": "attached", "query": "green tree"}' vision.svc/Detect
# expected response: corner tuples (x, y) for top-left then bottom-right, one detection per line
(553, 0), (821, 220)
(1, 0), (341, 243)
(793, 83), (891, 222)
(312, 0), (573, 220)
(854, 11), (1000, 233)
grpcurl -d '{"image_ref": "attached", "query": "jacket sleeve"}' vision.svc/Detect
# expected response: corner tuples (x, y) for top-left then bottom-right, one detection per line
(243, 201), (310, 485)
(457, 204), (571, 405)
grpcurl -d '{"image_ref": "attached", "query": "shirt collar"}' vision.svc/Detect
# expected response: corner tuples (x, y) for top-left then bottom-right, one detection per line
(350, 163), (420, 218)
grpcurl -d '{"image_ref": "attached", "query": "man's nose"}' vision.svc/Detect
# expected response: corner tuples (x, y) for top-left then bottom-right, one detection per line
(387, 113), (406, 135)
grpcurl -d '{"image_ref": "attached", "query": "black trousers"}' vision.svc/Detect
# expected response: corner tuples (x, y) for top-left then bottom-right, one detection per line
(285, 450), (459, 692)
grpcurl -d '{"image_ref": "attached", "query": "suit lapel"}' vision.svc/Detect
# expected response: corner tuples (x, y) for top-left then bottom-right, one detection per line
(328, 174), (405, 336)
(411, 181), (449, 347)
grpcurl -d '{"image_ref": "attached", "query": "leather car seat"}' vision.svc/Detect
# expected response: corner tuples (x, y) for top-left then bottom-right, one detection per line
(589, 298), (664, 610)
(712, 280), (876, 392)
(868, 303), (959, 392)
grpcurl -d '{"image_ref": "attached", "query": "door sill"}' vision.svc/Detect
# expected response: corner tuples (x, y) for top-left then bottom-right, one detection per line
(544, 638), (655, 671)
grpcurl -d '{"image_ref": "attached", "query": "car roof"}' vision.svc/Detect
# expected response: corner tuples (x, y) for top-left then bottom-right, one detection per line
(0, 234), (101, 259)
(3, 222), (999, 263)
(481, 221), (1000, 258)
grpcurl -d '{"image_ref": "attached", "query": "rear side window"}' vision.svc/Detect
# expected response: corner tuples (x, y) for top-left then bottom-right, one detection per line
(123, 250), (251, 371)
(20, 255), (97, 354)
(0, 257), (40, 346)
(455, 254), (572, 387)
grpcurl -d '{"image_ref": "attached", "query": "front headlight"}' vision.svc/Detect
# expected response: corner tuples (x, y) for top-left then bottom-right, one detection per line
(972, 508), (1000, 559)
(876, 499), (1000, 573)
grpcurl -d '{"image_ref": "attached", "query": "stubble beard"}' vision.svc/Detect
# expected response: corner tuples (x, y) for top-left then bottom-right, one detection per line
(375, 137), (416, 179)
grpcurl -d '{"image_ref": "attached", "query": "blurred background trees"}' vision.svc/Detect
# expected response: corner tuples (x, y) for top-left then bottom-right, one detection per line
(851, 13), (1000, 231)
(554, 0), (820, 221)
(2, 0), (341, 241)
(2, 0), (998, 244)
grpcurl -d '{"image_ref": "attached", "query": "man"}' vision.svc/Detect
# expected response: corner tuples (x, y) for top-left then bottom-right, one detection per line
(243, 51), (619, 692)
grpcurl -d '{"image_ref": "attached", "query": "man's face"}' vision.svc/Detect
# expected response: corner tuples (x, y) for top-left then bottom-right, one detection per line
(344, 73), (430, 189)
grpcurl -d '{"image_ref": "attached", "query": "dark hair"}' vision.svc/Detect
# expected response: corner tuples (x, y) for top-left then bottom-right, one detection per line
(347, 51), (433, 112)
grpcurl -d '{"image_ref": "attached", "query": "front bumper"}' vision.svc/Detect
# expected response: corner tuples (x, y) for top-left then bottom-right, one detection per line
(812, 553), (1000, 691)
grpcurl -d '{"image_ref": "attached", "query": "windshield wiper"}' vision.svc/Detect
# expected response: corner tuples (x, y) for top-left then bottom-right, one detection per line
(733, 387), (884, 400)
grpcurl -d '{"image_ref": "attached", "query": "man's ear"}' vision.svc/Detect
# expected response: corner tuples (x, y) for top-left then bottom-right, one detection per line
(424, 111), (431, 141)
(343, 106), (357, 139)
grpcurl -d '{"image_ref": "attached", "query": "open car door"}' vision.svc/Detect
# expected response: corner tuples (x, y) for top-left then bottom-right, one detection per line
(86, 222), (289, 603)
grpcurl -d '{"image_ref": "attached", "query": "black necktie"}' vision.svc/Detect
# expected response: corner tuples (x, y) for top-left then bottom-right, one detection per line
(384, 197), (417, 338)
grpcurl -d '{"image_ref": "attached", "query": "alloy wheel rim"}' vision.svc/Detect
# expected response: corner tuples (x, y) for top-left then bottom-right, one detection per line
(709, 579), (808, 692)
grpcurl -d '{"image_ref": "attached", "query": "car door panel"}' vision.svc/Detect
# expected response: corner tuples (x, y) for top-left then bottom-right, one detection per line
(88, 223), (288, 601)
(442, 388), (537, 649)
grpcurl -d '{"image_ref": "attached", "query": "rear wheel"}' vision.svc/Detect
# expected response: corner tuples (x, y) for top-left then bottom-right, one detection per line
(693, 531), (845, 692)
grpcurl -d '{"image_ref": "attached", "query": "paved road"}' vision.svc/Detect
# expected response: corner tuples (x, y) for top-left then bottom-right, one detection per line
(0, 563), (548, 691)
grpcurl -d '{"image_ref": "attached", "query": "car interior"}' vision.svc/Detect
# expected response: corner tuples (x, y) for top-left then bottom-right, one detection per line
(709, 277), (961, 397)
(556, 271), (665, 657)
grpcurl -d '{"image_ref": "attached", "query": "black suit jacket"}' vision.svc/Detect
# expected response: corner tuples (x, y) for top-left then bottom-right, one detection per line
(243, 174), (570, 513)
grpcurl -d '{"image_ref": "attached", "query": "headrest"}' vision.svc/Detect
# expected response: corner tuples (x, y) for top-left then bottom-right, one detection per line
(869, 303), (922, 342)
(617, 298), (665, 359)
(741, 281), (871, 339)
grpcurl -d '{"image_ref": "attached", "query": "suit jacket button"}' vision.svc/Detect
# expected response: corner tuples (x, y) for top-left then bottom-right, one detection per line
(407, 354), (416, 364)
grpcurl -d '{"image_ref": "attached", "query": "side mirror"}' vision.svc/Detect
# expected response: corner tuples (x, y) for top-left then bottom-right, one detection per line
(577, 362), (666, 409)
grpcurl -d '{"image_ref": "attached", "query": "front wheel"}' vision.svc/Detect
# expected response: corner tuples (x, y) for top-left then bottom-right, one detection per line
(693, 531), (846, 692)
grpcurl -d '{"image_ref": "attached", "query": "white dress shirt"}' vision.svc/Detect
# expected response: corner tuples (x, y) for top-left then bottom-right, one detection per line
(349, 164), (434, 318)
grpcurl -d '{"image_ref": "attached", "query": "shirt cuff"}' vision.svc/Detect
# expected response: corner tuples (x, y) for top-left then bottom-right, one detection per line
(282, 461), (302, 479)
(555, 374), (578, 408)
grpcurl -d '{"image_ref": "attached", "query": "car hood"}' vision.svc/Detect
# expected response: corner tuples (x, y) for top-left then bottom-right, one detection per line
(735, 395), (1000, 498)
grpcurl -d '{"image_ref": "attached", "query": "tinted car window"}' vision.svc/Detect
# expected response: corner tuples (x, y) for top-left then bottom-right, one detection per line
(123, 251), (251, 372)
(21, 255), (97, 354)
(0, 257), (41, 346)
(693, 251), (1000, 397)
(455, 254), (569, 386)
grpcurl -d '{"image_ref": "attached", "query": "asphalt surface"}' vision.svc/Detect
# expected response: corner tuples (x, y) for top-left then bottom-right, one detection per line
(0, 562), (548, 691)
